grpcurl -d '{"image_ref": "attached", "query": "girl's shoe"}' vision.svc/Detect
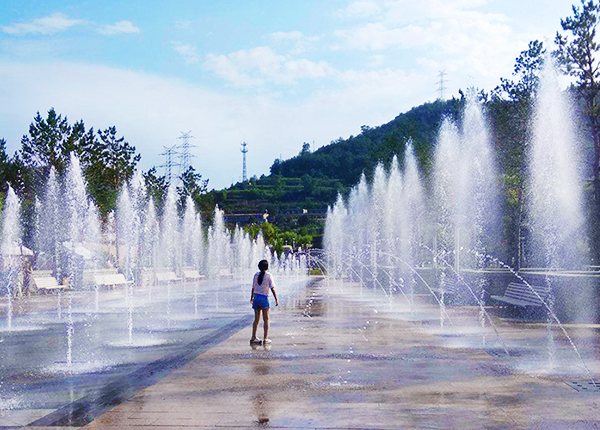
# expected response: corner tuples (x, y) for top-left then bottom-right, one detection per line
(250, 338), (262, 344)
(263, 338), (272, 344)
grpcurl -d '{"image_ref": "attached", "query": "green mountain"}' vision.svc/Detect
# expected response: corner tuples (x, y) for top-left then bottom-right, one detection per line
(211, 98), (461, 246)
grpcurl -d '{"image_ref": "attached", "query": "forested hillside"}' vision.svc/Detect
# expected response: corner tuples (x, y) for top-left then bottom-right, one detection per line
(272, 98), (461, 185)
(209, 98), (463, 248)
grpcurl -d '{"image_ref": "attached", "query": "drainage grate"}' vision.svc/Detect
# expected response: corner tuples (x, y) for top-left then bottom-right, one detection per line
(566, 380), (600, 393)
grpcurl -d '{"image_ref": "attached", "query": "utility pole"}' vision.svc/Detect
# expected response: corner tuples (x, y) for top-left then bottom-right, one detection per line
(160, 144), (180, 185)
(240, 141), (248, 182)
(177, 131), (196, 177)
(437, 70), (448, 101)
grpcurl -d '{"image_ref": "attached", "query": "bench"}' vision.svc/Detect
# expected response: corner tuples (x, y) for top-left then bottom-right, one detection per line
(490, 282), (550, 308)
(431, 277), (458, 300)
(155, 271), (182, 283)
(182, 269), (205, 281)
(33, 276), (69, 293)
(94, 273), (133, 289)
(32, 270), (53, 277)
(83, 268), (118, 286)
(218, 268), (234, 279)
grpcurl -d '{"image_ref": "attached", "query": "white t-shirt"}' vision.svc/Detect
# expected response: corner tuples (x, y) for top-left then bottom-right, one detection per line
(253, 271), (275, 296)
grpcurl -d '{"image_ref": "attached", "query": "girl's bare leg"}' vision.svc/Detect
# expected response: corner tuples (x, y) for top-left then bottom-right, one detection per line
(252, 309), (261, 339)
(262, 308), (270, 340)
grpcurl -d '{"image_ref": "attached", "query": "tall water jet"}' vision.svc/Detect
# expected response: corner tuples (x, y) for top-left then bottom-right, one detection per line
(1, 187), (22, 329)
(35, 168), (61, 274)
(384, 158), (402, 302)
(529, 61), (587, 271)
(207, 206), (232, 278)
(431, 96), (499, 334)
(142, 198), (159, 301)
(433, 118), (461, 270)
(160, 185), (179, 271)
(432, 96), (499, 272)
(63, 154), (89, 369)
(432, 119), (462, 325)
(529, 59), (589, 364)
(84, 201), (102, 311)
(348, 175), (370, 283)
(182, 196), (202, 271)
(117, 185), (136, 344)
(130, 171), (147, 281)
(324, 194), (346, 280)
(402, 144), (426, 309)
(159, 185), (179, 325)
(462, 94), (500, 343)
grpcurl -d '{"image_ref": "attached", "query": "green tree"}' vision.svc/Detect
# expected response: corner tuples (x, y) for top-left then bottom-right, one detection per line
(143, 167), (168, 208)
(555, 0), (600, 201)
(80, 126), (141, 214)
(494, 40), (545, 102)
(490, 41), (545, 267)
(555, 0), (600, 262)
(20, 108), (88, 175)
(177, 165), (209, 211)
(0, 139), (16, 191)
(301, 174), (314, 195)
(300, 142), (311, 155)
(270, 158), (282, 175)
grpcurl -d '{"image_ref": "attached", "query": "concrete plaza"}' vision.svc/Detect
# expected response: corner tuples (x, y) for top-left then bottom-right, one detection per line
(3, 278), (600, 429)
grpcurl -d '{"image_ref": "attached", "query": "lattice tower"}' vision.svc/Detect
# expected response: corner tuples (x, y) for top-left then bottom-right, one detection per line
(159, 144), (180, 185)
(240, 141), (249, 182)
(177, 131), (196, 176)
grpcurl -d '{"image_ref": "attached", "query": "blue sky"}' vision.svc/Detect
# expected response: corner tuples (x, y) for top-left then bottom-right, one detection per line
(0, 0), (577, 189)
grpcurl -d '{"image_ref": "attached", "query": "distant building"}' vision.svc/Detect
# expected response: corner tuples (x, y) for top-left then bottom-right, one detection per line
(223, 213), (266, 225)
(223, 210), (327, 226)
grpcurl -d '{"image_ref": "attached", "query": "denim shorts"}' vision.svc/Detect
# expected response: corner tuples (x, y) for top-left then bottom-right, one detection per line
(252, 293), (270, 310)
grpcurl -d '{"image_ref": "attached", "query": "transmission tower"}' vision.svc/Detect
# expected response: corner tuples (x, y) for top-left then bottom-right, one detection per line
(240, 141), (249, 182)
(177, 131), (196, 176)
(437, 70), (448, 100)
(160, 144), (180, 185)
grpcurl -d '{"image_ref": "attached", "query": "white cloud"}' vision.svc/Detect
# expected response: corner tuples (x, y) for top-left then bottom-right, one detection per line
(336, 1), (383, 18)
(1, 13), (86, 36)
(335, 22), (433, 50)
(270, 31), (305, 41)
(268, 30), (320, 55)
(173, 42), (201, 64)
(0, 61), (427, 189)
(269, 30), (320, 43)
(367, 54), (384, 68)
(97, 20), (141, 36)
(175, 20), (193, 31)
(382, 0), (492, 23)
(204, 46), (334, 87)
(331, 0), (529, 97)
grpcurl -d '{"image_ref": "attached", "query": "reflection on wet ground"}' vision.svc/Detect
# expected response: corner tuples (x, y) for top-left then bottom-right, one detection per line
(0, 277), (311, 427)
(4, 278), (600, 428)
(76, 279), (600, 428)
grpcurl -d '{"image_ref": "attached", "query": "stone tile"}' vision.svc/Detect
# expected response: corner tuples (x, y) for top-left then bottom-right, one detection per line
(81, 280), (600, 430)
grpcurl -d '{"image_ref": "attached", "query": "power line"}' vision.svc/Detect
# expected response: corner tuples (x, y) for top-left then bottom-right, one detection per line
(240, 141), (248, 182)
(437, 70), (448, 100)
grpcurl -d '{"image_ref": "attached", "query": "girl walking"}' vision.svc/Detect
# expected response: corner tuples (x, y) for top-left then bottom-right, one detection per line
(250, 259), (279, 344)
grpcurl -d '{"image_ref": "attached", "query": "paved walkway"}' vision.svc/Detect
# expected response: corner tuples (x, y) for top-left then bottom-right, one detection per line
(55, 280), (600, 429)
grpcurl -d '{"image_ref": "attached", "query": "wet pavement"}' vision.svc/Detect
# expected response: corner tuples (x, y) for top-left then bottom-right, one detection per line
(3, 278), (600, 429)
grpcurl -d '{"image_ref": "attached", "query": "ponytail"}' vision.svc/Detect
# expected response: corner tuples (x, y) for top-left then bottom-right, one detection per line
(257, 259), (268, 285)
